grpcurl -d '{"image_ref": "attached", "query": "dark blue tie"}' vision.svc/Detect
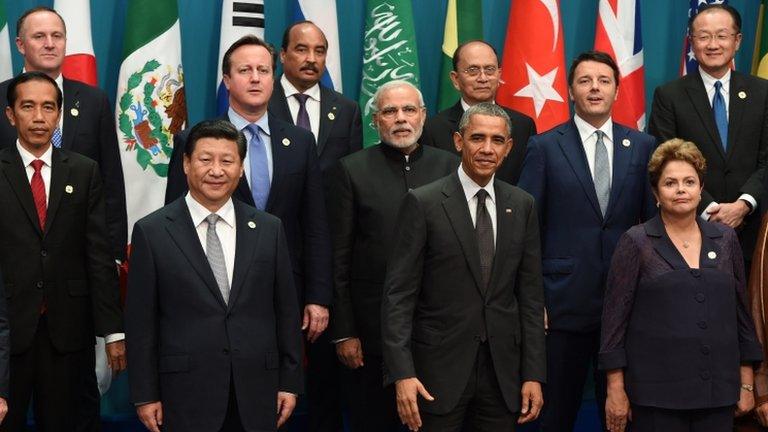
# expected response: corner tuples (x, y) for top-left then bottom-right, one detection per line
(713, 81), (728, 151)
(246, 124), (270, 210)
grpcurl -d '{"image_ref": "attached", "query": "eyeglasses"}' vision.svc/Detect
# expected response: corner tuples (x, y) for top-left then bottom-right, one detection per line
(691, 32), (738, 44)
(461, 66), (499, 77)
(377, 105), (423, 120)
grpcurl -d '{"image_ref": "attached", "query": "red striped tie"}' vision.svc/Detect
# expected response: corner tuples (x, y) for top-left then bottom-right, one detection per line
(30, 159), (46, 230)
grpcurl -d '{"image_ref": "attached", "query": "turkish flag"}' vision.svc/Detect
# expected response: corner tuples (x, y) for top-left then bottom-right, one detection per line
(54, 0), (98, 85)
(497, 0), (569, 133)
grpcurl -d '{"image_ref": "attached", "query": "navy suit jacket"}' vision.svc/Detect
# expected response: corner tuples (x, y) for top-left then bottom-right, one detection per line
(517, 120), (656, 332)
(165, 115), (332, 306)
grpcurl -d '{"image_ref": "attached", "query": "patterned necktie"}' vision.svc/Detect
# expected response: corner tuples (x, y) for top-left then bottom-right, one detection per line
(713, 80), (729, 151)
(30, 159), (47, 230)
(205, 213), (230, 304)
(594, 130), (611, 216)
(246, 124), (270, 210)
(51, 127), (62, 148)
(475, 189), (494, 289)
(293, 93), (311, 131)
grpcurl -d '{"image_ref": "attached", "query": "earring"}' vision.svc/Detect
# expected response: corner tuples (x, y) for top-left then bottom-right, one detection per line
(656, 202), (660, 208)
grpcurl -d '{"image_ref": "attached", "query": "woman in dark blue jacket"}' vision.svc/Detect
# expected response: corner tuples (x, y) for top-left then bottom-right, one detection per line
(599, 138), (763, 432)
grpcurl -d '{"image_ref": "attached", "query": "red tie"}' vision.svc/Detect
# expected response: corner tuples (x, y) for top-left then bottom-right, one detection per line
(30, 159), (46, 230)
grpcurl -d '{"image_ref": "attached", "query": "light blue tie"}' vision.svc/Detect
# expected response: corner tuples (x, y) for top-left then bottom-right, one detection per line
(713, 81), (728, 151)
(246, 124), (270, 210)
(51, 127), (62, 148)
(594, 130), (611, 217)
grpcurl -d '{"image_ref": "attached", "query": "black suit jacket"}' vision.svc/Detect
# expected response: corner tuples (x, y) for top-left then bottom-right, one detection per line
(420, 101), (536, 184)
(0, 147), (122, 355)
(328, 144), (458, 356)
(0, 78), (127, 261)
(381, 173), (546, 414)
(125, 198), (303, 431)
(165, 115), (332, 306)
(649, 71), (768, 258)
(269, 80), (363, 174)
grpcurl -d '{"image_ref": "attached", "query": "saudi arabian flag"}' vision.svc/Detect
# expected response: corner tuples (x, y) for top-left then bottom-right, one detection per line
(753, 0), (768, 78)
(116, 0), (187, 237)
(437, 0), (482, 111)
(359, 0), (421, 147)
(0, 0), (12, 81)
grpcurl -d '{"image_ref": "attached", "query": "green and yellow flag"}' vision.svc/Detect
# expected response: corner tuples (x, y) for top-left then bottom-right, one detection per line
(753, 0), (768, 78)
(437, 0), (483, 111)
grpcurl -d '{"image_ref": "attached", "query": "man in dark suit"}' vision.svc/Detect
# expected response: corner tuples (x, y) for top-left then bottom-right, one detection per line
(0, 72), (123, 431)
(420, 40), (536, 185)
(382, 103), (545, 431)
(269, 20), (362, 175)
(649, 4), (768, 266)
(164, 38), (331, 427)
(517, 51), (656, 431)
(126, 120), (303, 432)
(329, 80), (458, 431)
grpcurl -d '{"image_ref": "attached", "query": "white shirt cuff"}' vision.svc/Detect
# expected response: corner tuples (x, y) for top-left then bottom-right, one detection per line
(739, 194), (757, 214)
(701, 201), (719, 220)
(105, 333), (125, 343)
(332, 337), (352, 344)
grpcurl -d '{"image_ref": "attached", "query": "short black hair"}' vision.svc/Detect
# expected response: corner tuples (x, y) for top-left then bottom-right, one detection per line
(221, 35), (277, 77)
(16, 6), (66, 37)
(184, 120), (247, 161)
(688, 4), (741, 35)
(567, 50), (620, 87)
(281, 20), (328, 51)
(6, 71), (62, 109)
(452, 40), (499, 72)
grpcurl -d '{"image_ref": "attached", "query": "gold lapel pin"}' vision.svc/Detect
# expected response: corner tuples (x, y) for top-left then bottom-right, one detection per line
(738, 91), (747, 99)
(622, 138), (630, 147)
(247, 221), (256, 229)
(65, 185), (74, 194)
(282, 138), (290, 146)
(70, 108), (79, 117)
(707, 251), (717, 259)
(328, 112), (335, 121)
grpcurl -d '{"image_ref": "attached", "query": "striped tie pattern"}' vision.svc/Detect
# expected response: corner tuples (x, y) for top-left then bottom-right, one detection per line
(205, 213), (230, 304)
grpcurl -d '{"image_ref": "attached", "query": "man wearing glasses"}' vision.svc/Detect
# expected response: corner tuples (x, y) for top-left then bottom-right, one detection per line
(649, 4), (768, 270)
(420, 40), (536, 185)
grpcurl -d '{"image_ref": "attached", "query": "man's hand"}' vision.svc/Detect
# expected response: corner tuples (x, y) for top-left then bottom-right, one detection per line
(0, 397), (7, 424)
(136, 402), (163, 432)
(735, 387), (755, 417)
(756, 401), (768, 426)
(302, 304), (329, 343)
(707, 200), (749, 228)
(336, 338), (364, 369)
(276, 391), (297, 428)
(395, 377), (434, 431)
(605, 385), (631, 431)
(106, 340), (127, 373)
(518, 381), (543, 424)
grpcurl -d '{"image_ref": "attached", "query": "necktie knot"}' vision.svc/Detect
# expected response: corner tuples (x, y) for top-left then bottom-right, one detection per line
(31, 159), (44, 173)
(206, 213), (221, 227)
(246, 123), (261, 137)
(294, 93), (310, 105)
(595, 130), (605, 141)
(476, 189), (488, 205)
(714, 80), (723, 91)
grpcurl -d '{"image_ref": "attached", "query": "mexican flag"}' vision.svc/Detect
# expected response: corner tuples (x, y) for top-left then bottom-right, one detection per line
(358, 0), (421, 147)
(115, 0), (187, 238)
(436, 0), (483, 111)
(753, 0), (768, 79)
(0, 0), (12, 81)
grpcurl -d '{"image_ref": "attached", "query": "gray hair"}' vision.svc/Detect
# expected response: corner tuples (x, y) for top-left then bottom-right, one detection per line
(371, 80), (425, 112)
(457, 102), (512, 137)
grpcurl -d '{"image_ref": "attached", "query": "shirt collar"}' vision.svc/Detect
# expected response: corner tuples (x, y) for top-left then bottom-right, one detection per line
(281, 75), (321, 102)
(184, 193), (236, 229)
(228, 108), (271, 136)
(380, 141), (423, 162)
(699, 68), (731, 92)
(573, 114), (613, 143)
(460, 98), (495, 111)
(17, 140), (53, 168)
(457, 164), (495, 204)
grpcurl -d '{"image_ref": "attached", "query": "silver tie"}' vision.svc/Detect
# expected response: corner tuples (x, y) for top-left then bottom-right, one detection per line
(205, 213), (230, 304)
(594, 130), (611, 216)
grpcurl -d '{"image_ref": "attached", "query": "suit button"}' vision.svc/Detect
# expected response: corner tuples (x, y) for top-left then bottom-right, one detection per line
(405, 166), (411, 171)
(36, 281), (43, 289)
(695, 293), (705, 303)
(697, 321), (707, 329)
(690, 269), (701, 278)
(701, 371), (711, 380)
(40, 250), (47, 257)
(701, 345), (710, 355)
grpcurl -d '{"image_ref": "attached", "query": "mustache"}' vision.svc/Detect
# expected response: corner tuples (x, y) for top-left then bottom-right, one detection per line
(300, 63), (319, 73)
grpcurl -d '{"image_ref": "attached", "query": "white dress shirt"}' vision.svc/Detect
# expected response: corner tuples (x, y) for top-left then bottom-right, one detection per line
(458, 164), (497, 246)
(227, 108), (274, 185)
(185, 194), (237, 287)
(573, 114), (614, 184)
(281, 75), (321, 142)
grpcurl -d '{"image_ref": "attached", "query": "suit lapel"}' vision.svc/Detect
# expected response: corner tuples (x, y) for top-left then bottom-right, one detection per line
(441, 174), (486, 296)
(557, 122), (602, 220)
(605, 124), (632, 221)
(645, 215), (688, 270)
(317, 86), (336, 155)
(0, 149), (43, 236)
(62, 79), (79, 150)
(487, 182), (512, 294)
(270, 82), (293, 124)
(228, 201), (260, 308)
(446, 101), (464, 128)
(265, 117), (288, 211)
(45, 149), (70, 235)
(684, 73), (726, 160)
(165, 200), (228, 309)
(726, 72), (747, 161)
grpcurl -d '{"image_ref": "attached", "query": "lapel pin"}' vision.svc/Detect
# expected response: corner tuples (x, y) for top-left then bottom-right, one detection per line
(282, 138), (290, 146)
(65, 185), (74, 194)
(707, 251), (717, 259)
(622, 138), (630, 147)
(327, 112), (335, 121)
(247, 221), (256, 229)
(505, 208), (512, 213)
(70, 108), (79, 117)
(738, 91), (747, 99)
